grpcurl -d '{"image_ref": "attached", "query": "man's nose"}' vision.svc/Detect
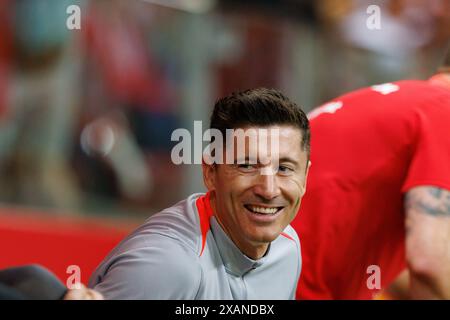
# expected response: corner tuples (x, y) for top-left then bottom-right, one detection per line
(253, 172), (280, 200)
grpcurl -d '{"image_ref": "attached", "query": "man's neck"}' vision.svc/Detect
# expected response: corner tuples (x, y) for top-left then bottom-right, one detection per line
(429, 72), (450, 90)
(209, 195), (269, 260)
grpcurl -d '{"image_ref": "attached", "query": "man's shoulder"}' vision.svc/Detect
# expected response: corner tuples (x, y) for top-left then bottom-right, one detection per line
(269, 224), (301, 259)
(338, 80), (448, 105)
(90, 193), (207, 284)
(124, 193), (206, 254)
(268, 225), (302, 291)
(280, 224), (301, 248)
(396, 79), (450, 102)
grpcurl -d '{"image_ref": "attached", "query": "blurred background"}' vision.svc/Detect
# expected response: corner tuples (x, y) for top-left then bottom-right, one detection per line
(0, 0), (449, 283)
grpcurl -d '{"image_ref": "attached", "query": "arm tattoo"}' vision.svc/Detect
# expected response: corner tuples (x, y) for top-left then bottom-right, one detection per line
(405, 187), (450, 217)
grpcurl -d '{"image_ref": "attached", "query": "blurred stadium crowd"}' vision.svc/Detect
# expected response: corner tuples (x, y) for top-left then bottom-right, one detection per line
(0, 0), (449, 282)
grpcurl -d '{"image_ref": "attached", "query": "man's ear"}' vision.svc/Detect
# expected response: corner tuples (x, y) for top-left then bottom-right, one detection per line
(306, 160), (312, 174)
(202, 159), (217, 192)
(301, 160), (312, 196)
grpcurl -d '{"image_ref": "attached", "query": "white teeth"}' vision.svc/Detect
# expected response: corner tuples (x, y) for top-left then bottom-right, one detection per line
(248, 206), (279, 215)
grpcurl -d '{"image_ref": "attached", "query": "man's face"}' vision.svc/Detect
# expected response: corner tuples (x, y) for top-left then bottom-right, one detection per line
(203, 125), (310, 259)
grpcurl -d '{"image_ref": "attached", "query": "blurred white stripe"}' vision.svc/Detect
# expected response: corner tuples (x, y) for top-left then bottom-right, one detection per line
(139, 0), (216, 14)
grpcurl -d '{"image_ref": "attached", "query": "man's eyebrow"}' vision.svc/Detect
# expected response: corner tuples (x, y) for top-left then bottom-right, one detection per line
(235, 156), (300, 166)
(278, 157), (299, 166)
(235, 156), (258, 163)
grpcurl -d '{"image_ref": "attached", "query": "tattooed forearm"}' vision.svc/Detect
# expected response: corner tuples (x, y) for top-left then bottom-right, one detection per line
(405, 187), (450, 217)
(404, 186), (450, 299)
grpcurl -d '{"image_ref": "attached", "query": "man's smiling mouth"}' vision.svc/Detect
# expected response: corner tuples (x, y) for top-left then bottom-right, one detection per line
(244, 204), (284, 215)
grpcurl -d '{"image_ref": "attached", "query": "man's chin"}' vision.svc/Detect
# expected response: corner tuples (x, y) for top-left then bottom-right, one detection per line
(247, 229), (281, 246)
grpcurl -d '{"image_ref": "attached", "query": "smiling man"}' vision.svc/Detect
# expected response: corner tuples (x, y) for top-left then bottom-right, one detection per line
(89, 88), (311, 299)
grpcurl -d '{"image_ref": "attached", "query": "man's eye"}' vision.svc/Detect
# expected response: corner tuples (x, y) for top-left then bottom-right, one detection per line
(278, 165), (294, 174)
(237, 164), (256, 171)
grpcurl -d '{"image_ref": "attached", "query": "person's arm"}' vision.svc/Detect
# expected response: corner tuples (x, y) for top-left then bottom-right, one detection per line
(379, 269), (410, 300)
(405, 186), (450, 299)
(63, 284), (103, 300)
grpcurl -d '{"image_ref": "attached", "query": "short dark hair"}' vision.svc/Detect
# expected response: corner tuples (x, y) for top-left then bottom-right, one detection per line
(210, 88), (310, 154)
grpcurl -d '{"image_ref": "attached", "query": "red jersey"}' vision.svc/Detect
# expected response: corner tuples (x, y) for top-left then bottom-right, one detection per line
(292, 80), (450, 299)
